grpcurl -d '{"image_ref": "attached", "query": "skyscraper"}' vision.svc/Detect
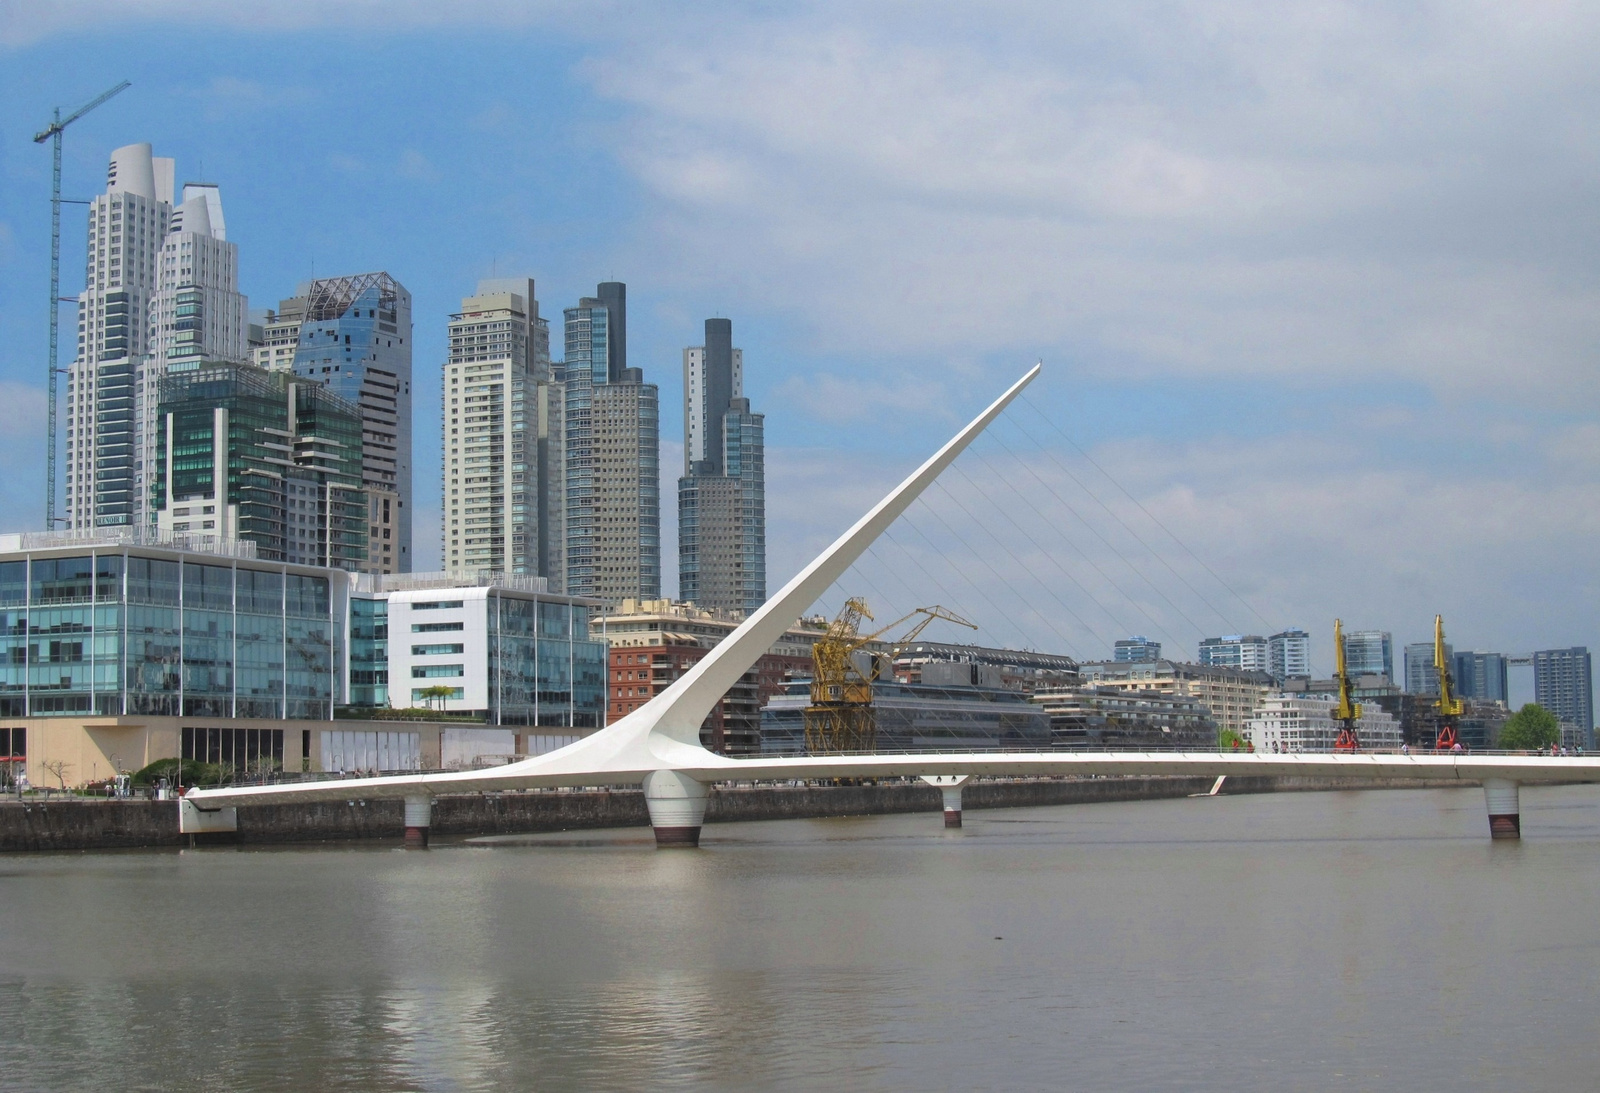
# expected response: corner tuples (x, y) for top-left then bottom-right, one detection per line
(151, 361), (366, 568)
(1342, 629), (1393, 681)
(1533, 647), (1594, 745)
(65, 143), (174, 530)
(1267, 628), (1310, 683)
(442, 279), (563, 584)
(1404, 640), (1451, 695)
(679, 319), (766, 616)
(261, 272), (414, 572)
(136, 181), (248, 527)
(1453, 651), (1509, 704)
(564, 283), (660, 605)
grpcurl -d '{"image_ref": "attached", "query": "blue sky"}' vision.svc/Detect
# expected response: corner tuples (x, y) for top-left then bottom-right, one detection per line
(1, 1), (1596, 695)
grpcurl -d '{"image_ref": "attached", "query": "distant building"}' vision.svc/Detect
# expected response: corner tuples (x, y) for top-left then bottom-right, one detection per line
(1342, 629), (1393, 682)
(1268, 629), (1310, 682)
(1533, 647), (1594, 748)
(1079, 660), (1274, 740)
(1247, 694), (1402, 752)
(1114, 636), (1161, 663)
(1198, 635), (1269, 673)
(1453, 651), (1509, 704)
(1404, 640), (1451, 695)
(892, 642), (1078, 694)
(564, 283), (661, 604)
(1032, 686), (1215, 749)
(679, 318), (766, 616)
(760, 674), (1051, 754)
(151, 361), (367, 570)
(262, 272), (415, 572)
(441, 279), (564, 586)
(595, 599), (823, 754)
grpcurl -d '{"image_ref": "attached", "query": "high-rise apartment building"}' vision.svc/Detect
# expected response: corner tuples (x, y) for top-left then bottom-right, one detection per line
(679, 318), (766, 615)
(257, 273), (414, 572)
(1453, 651), (1509, 704)
(1114, 636), (1162, 663)
(65, 143), (174, 531)
(563, 283), (660, 605)
(1342, 629), (1393, 682)
(1404, 640), (1451, 695)
(1198, 635), (1269, 673)
(1533, 647), (1594, 745)
(1267, 628), (1311, 683)
(136, 182), (248, 528)
(442, 279), (564, 584)
(151, 361), (367, 569)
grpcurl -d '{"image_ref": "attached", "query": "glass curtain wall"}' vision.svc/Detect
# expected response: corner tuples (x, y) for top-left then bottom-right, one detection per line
(487, 594), (605, 728)
(0, 552), (336, 719)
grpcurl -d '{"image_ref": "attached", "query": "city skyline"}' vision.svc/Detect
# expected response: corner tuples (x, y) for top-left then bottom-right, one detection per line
(1, 7), (1595, 691)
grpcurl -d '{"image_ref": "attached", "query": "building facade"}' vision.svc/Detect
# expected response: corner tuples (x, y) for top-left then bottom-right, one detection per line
(1114, 636), (1162, 663)
(1078, 659), (1274, 739)
(151, 362), (368, 570)
(1246, 694), (1402, 752)
(1342, 629), (1393, 682)
(1404, 640), (1451, 695)
(261, 272), (415, 572)
(1453, 651), (1509, 704)
(679, 318), (766, 616)
(891, 641), (1078, 693)
(1032, 685), (1216, 749)
(1267, 628), (1311, 682)
(596, 598), (821, 754)
(1533, 647), (1594, 747)
(760, 675), (1052, 754)
(442, 279), (564, 585)
(1198, 634), (1269, 673)
(66, 144), (175, 531)
(563, 284), (661, 605)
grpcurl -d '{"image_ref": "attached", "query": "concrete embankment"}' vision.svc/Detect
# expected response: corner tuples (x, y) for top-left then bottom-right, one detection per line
(0, 774), (1472, 852)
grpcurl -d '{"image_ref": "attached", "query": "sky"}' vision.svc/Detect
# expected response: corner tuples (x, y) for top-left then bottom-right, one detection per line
(1, 0), (1596, 698)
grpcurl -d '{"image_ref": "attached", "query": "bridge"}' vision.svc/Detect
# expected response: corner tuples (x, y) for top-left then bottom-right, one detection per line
(187, 365), (1599, 845)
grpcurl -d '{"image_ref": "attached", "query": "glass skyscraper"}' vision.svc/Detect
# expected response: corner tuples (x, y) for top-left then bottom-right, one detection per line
(1533, 647), (1594, 746)
(1342, 629), (1393, 681)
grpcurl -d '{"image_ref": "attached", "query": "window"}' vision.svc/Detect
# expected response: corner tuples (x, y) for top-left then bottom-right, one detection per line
(412, 664), (464, 678)
(411, 643), (465, 656)
(411, 600), (463, 611)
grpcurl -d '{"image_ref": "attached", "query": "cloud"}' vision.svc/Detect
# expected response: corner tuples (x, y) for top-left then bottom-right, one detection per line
(583, 3), (1600, 399)
(397, 149), (441, 184)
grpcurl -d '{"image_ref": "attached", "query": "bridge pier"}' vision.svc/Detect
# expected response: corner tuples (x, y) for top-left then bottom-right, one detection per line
(403, 794), (433, 848)
(643, 770), (708, 848)
(1483, 778), (1520, 840)
(921, 775), (970, 828)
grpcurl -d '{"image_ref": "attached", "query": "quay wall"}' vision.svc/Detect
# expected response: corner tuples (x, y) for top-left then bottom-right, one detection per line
(0, 775), (1471, 852)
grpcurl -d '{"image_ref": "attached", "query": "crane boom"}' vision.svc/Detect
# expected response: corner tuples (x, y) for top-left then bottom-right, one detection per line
(1433, 614), (1462, 750)
(34, 80), (132, 530)
(1332, 618), (1362, 752)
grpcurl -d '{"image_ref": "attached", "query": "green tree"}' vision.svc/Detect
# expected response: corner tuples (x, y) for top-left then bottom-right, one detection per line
(418, 684), (456, 711)
(1499, 703), (1561, 750)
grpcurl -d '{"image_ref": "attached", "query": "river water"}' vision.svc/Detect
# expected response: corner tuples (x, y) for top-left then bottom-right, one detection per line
(2, 785), (1599, 1091)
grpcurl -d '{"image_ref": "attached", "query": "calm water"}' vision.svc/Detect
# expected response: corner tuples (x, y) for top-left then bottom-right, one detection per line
(3, 785), (1600, 1091)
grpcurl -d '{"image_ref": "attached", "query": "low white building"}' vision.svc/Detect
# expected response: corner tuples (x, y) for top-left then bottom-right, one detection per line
(1247, 693), (1402, 752)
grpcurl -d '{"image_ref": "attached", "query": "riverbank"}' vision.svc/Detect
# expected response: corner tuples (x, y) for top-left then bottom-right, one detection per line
(0, 773), (1474, 852)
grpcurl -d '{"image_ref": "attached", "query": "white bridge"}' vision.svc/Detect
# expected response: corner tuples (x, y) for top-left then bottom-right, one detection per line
(188, 366), (1598, 845)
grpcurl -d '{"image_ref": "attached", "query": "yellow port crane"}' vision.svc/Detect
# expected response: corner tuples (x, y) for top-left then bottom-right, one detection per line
(803, 598), (977, 754)
(1433, 614), (1463, 750)
(1332, 618), (1363, 752)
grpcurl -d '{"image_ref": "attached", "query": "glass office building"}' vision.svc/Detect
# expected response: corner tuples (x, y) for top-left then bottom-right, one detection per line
(0, 542), (340, 720)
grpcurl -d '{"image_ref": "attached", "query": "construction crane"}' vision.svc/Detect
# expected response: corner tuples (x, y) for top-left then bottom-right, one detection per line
(803, 598), (977, 754)
(34, 80), (131, 529)
(1432, 614), (1463, 750)
(1332, 618), (1362, 752)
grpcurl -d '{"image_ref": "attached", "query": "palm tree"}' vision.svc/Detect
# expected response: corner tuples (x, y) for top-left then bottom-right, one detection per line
(419, 684), (456, 713)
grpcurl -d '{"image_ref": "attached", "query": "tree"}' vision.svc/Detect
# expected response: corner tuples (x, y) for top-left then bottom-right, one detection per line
(419, 684), (456, 711)
(40, 759), (72, 790)
(1499, 703), (1561, 750)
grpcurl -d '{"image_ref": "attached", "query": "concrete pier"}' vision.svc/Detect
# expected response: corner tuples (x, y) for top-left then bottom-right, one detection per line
(403, 794), (433, 848)
(1483, 778), (1520, 840)
(921, 774), (970, 827)
(643, 770), (709, 848)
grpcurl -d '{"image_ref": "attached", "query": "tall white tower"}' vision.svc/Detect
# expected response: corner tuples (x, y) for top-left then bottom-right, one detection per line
(63, 143), (173, 530)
